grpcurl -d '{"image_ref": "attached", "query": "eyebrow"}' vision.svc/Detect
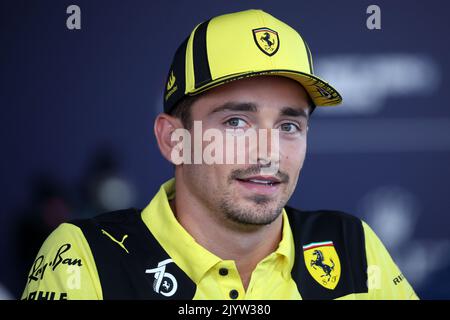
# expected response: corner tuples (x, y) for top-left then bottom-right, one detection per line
(209, 102), (258, 115)
(280, 106), (309, 120)
(209, 101), (309, 120)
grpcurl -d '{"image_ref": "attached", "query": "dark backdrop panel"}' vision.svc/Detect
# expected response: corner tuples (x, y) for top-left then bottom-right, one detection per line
(1, 0), (449, 299)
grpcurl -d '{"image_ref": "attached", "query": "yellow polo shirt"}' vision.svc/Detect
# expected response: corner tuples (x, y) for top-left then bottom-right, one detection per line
(22, 178), (418, 300)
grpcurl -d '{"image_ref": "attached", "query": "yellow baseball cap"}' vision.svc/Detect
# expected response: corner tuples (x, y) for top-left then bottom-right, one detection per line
(163, 9), (342, 113)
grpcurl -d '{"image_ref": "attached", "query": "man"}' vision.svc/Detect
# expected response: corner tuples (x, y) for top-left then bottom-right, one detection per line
(22, 9), (418, 300)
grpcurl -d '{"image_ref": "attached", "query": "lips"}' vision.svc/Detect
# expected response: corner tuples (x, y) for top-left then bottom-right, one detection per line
(235, 175), (283, 196)
(236, 175), (281, 186)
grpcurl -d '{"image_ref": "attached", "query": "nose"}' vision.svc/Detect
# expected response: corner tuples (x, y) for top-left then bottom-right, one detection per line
(255, 128), (280, 175)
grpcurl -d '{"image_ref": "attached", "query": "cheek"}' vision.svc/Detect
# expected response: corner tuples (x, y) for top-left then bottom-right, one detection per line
(185, 163), (232, 188)
(280, 140), (307, 170)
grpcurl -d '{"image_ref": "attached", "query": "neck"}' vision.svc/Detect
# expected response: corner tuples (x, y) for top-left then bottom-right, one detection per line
(171, 176), (283, 290)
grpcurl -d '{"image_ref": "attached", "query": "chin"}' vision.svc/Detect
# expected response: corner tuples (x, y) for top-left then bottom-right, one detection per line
(221, 198), (285, 226)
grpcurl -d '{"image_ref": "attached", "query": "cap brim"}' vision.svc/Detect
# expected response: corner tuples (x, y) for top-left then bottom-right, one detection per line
(188, 69), (342, 107)
(265, 70), (343, 107)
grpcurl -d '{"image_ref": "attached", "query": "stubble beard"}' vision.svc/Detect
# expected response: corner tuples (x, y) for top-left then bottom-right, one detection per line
(218, 167), (292, 226)
(219, 194), (286, 226)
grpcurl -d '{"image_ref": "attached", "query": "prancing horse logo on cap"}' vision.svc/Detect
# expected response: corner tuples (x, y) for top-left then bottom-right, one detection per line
(252, 28), (279, 56)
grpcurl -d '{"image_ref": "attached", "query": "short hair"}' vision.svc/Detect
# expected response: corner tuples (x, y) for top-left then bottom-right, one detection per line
(168, 95), (199, 130)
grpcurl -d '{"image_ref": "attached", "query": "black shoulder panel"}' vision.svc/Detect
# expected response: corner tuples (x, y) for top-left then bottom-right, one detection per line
(286, 206), (368, 299)
(71, 209), (196, 300)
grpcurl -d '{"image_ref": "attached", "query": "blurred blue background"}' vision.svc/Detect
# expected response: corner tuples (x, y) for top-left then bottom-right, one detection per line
(1, 0), (449, 299)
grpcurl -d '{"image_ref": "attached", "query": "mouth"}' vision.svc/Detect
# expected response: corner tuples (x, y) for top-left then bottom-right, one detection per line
(236, 175), (281, 186)
(235, 175), (282, 195)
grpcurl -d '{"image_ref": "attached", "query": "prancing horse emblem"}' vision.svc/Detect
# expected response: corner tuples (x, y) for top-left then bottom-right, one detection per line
(303, 241), (341, 290)
(311, 249), (335, 282)
(252, 27), (280, 56)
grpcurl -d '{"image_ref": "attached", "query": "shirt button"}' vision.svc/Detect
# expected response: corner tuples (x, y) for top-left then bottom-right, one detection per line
(219, 268), (228, 276)
(229, 289), (239, 299)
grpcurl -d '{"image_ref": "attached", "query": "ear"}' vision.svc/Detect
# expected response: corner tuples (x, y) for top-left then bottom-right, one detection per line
(154, 113), (184, 164)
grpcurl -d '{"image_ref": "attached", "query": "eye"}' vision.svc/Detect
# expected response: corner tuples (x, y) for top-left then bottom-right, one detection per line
(224, 117), (248, 128)
(279, 122), (301, 133)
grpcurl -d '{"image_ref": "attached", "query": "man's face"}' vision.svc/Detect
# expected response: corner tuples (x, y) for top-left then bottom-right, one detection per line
(178, 76), (310, 227)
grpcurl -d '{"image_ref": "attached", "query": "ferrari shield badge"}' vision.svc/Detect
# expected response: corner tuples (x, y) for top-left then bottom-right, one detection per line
(303, 241), (341, 290)
(252, 28), (279, 56)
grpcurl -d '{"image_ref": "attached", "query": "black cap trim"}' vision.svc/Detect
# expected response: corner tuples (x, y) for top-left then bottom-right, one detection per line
(193, 19), (212, 89)
(304, 41), (314, 74)
(163, 36), (189, 114)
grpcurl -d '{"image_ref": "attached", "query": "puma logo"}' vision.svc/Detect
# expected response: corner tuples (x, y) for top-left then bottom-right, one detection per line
(101, 229), (130, 254)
